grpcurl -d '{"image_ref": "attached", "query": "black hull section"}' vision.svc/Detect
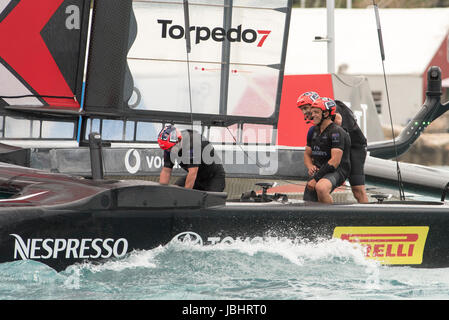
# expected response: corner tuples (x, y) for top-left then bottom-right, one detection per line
(0, 155), (449, 271)
(1, 199), (449, 271)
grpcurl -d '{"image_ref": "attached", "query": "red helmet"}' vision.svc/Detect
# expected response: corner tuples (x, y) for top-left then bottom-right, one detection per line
(311, 97), (336, 117)
(296, 91), (320, 108)
(158, 125), (182, 150)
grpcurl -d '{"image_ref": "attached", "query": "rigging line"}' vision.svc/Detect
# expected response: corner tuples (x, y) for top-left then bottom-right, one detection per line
(71, 0), (90, 104)
(225, 126), (264, 169)
(382, 59), (405, 200)
(373, 1), (405, 200)
(186, 54), (194, 130)
(183, 0), (194, 131)
(77, 0), (96, 143)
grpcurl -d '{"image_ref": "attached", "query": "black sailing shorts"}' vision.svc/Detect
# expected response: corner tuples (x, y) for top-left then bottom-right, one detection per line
(303, 171), (346, 202)
(349, 145), (367, 186)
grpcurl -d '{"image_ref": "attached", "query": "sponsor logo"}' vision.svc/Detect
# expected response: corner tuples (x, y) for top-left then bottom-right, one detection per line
(158, 19), (271, 47)
(125, 149), (141, 174)
(11, 234), (128, 260)
(124, 149), (181, 174)
(171, 232), (203, 246)
(333, 227), (429, 265)
(171, 232), (275, 246)
(331, 132), (340, 143)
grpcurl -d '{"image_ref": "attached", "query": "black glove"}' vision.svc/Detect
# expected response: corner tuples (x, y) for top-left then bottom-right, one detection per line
(313, 163), (336, 182)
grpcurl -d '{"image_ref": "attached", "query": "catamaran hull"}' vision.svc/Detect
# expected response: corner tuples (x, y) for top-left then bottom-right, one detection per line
(0, 162), (447, 271)
(1, 202), (449, 271)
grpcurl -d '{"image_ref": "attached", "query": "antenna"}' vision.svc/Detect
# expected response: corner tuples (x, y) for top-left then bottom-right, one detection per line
(373, 1), (405, 200)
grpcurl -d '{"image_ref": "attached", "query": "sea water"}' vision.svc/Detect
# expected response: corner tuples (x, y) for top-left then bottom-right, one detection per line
(1, 238), (449, 301)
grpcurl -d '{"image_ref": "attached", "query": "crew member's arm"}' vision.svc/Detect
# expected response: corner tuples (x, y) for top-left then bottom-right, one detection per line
(334, 113), (342, 126)
(328, 148), (343, 168)
(304, 126), (317, 176)
(312, 149), (342, 182)
(304, 146), (317, 176)
(160, 150), (174, 185)
(159, 167), (172, 185)
(184, 167), (199, 189)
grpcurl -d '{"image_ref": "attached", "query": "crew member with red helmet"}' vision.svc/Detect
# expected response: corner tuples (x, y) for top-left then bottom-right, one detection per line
(298, 91), (368, 203)
(303, 97), (351, 203)
(296, 91), (320, 124)
(158, 125), (225, 192)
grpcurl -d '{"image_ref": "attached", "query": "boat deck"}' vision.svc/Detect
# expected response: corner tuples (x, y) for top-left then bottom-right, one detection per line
(105, 175), (422, 204)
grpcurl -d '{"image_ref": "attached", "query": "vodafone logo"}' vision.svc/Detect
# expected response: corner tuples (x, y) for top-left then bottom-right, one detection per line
(158, 19), (271, 47)
(125, 149), (141, 174)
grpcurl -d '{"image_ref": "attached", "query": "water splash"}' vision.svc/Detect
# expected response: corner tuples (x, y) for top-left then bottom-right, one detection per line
(1, 238), (449, 299)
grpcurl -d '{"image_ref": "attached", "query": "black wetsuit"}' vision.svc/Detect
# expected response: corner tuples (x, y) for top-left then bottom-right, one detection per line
(335, 100), (368, 186)
(304, 122), (351, 201)
(163, 129), (225, 192)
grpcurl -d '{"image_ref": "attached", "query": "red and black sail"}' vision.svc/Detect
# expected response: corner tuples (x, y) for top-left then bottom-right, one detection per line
(0, 0), (90, 110)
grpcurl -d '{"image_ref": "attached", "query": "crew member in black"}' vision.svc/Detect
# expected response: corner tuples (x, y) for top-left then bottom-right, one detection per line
(303, 98), (351, 203)
(297, 92), (368, 203)
(157, 125), (225, 192)
(333, 100), (368, 203)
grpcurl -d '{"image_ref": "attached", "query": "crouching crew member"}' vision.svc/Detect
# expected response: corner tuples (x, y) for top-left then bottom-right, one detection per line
(303, 98), (351, 203)
(158, 125), (226, 192)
